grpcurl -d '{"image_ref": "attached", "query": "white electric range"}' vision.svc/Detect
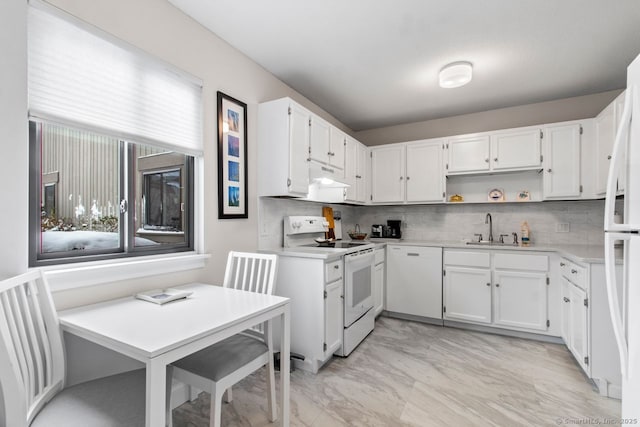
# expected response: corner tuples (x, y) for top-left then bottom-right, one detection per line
(279, 215), (376, 364)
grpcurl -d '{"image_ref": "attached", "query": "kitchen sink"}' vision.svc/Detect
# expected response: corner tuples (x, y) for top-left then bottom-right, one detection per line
(466, 241), (519, 247)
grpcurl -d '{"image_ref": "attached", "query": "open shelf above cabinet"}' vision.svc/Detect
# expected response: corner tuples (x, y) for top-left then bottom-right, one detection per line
(446, 169), (543, 204)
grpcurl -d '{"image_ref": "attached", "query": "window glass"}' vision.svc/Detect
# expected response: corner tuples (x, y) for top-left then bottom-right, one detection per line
(31, 121), (194, 265)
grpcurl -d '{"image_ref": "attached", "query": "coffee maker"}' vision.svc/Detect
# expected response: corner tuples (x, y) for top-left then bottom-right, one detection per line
(387, 220), (402, 239)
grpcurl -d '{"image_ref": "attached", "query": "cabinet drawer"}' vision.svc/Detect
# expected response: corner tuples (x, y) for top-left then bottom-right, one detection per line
(325, 259), (343, 283)
(444, 250), (490, 268)
(494, 253), (548, 272)
(560, 258), (587, 289)
(374, 248), (385, 265)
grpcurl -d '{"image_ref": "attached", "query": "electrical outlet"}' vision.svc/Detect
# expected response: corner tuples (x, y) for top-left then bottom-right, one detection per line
(556, 223), (570, 233)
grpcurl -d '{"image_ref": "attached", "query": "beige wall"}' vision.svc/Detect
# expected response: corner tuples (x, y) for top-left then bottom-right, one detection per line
(355, 89), (622, 146)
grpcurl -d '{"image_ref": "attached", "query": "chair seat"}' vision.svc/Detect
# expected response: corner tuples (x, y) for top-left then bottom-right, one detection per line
(31, 369), (146, 427)
(172, 334), (268, 382)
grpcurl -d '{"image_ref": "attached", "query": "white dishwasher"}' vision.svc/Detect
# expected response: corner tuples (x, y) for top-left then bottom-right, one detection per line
(386, 245), (443, 323)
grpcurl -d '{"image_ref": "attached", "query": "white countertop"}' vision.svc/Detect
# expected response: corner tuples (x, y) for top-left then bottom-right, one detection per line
(268, 239), (619, 265)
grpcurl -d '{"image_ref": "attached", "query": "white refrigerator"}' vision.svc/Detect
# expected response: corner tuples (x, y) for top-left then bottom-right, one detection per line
(604, 52), (640, 420)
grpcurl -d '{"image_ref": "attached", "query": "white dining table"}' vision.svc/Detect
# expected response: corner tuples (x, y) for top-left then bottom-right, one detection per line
(57, 282), (291, 427)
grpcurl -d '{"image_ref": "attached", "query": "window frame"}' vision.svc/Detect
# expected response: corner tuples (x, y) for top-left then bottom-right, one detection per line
(29, 120), (195, 267)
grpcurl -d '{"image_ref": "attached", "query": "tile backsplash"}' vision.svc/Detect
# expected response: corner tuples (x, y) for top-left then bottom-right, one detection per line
(259, 197), (621, 248)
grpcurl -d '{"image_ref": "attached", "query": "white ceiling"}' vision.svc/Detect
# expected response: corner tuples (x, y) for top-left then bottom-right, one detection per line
(169, 0), (640, 131)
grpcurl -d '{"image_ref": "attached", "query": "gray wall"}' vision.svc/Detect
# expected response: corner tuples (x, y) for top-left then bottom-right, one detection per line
(356, 90), (622, 146)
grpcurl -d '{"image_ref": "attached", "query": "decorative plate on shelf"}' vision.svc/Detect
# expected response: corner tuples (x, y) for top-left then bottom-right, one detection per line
(488, 188), (505, 202)
(449, 194), (464, 202)
(517, 190), (531, 202)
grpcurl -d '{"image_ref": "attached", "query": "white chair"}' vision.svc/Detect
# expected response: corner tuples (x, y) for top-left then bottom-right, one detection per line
(168, 251), (279, 427)
(0, 270), (146, 427)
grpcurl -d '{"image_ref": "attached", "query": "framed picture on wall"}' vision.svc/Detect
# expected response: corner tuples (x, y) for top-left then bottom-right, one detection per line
(217, 91), (248, 219)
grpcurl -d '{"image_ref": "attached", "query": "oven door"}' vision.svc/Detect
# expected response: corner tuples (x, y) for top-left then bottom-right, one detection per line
(344, 249), (375, 327)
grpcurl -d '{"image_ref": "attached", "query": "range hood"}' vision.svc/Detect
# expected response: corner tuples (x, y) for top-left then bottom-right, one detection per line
(308, 161), (349, 188)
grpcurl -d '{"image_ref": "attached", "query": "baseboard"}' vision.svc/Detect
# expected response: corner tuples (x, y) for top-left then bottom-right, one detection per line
(383, 311), (444, 326)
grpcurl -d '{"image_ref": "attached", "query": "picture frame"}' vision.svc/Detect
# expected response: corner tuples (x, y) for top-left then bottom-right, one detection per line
(217, 91), (248, 219)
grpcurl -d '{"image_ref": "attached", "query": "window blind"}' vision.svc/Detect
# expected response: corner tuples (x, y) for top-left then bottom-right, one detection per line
(28, 4), (203, 155)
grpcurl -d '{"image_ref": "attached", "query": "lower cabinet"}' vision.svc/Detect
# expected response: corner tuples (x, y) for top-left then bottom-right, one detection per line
(443, 249), (551, 334)
(443, 266), (491, 324)
(324, 279), (343, 358)
(386, 245), (442, 320)
(560, 258), (590, 375)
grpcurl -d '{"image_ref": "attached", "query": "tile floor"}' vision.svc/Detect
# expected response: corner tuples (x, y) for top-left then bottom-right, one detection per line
(172, 317), (621, 427)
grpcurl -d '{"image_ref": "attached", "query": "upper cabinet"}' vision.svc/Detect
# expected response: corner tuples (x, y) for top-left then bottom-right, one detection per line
(345, 136), (368, 203)
(371, 144), (405, 203)
(258, 98), (310, 197)
(328, 127), (346, 170)
(446, 135), (490, 173)
(446, 127), (541, 175)
(594, 91), (626, 196)
(490, 128), (542, 171)
(371, 139), (445, 204)
(309, 117), (346, 175)
(543, 123), (582, 199)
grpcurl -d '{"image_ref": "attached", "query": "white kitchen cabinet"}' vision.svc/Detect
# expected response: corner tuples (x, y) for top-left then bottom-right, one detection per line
(568, 282), (589, 372)
(543, 123), (582, 199)
(371, 144), (405, 203)
(446, 134), (490, 174)
(386, 245), (442, 320)
(344, 136), (368, 203)
(490, 128), (541, 171)
(560, 277), (571, 344)
(275, 255), (344, 373)
(324, 279), (343, 358)
(258, 98), (310, 196)
(594, 101), (614, 196)
(493, 270), (548, 331)
(443, 266), (492, 324)
(406, 139), (445, 203)
(373, 247), (385, 316)
(328, 127), (346, 170)
(309, 115), (331, 165)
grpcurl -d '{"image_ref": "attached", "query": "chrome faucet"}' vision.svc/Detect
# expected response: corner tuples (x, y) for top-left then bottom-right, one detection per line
(485, 213), (493, 243)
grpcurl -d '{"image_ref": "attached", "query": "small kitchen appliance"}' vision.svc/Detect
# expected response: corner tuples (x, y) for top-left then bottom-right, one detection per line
(333, 210), (343, 240)
(387, 220), (402, 239)
(371, 224), (384, 238)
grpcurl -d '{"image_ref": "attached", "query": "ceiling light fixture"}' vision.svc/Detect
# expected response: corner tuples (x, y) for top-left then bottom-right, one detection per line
(439, 61), (473, 88)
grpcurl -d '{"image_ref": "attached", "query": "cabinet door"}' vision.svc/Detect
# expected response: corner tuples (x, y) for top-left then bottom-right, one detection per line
(374, 262), (384, 316)
(324, 280), (343, 357)
(344, 136), (358, 201)
(329, 127), (345, 170)
(490, 129), (541, 171)
(443, 266), (491, 324)
(561, 277), (571, 345)
(543, 124), (582, 199)
(356, 143), (368, 203)
(387, 245), (442, 319)
(447, 135), (490, 174)
(288, 104), (310, 195)
(493, 270), (548, 331)
(309, 115), (331, 164)
(406, 140), (445, 202)
(594, 102), (615, 195)
(568, 283), (589, 373)
(371, 145), (405, 203)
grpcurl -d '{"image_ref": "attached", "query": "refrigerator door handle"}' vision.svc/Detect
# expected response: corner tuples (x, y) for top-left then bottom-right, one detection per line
(605, 85), (635, 232)
(605, 232), (629, 377)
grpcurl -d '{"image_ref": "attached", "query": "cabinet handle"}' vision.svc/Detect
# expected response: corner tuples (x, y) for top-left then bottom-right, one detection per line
(560, 262), (565, 267)
(563, 297), (570, 303)
(495, 283), (500, 287)
(494, 157), (498, 162)
(486, 283), (491, 287)
(400, 176), (404, 180)
(608, 155), (612, 160)
(485, 158), (489, 163)
(406, 176), (410, 181)
(571, 269), (578, 274)
(407, 253), (419, 256)
(547, 168), (552, 173)
(334, 265), (340, 269)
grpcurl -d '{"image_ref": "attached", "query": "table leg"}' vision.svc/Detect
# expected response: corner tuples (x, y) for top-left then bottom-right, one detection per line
(146, 359), (167, 427)
(280, 304), (290, 427)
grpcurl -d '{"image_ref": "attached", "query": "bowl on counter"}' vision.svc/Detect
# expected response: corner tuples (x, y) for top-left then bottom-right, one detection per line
(348, 232), (368, 240)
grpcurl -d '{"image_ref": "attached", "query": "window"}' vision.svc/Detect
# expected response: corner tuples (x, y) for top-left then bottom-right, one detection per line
(30, 121), (194, 265)
(27, 4), (202, 266)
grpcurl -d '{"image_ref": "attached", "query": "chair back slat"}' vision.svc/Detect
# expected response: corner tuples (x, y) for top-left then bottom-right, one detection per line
(223, 252), (278, 296)
(0, 270), (66, 427)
